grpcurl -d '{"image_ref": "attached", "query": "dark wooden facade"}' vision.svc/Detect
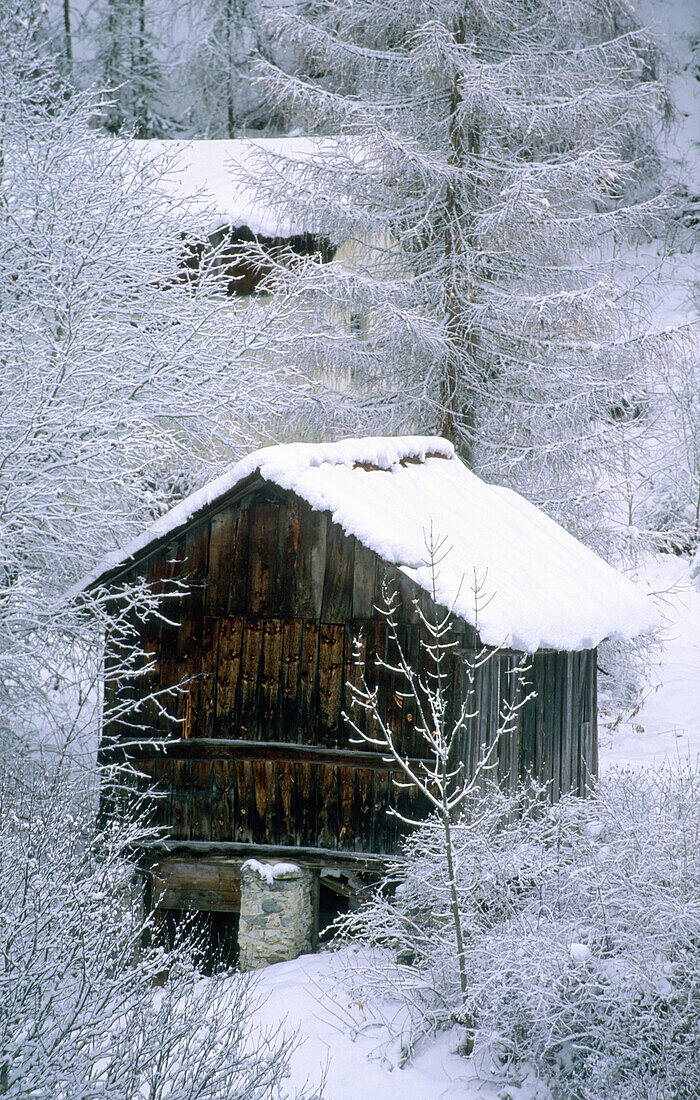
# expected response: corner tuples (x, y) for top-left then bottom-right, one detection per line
(99, 473), (597, 913)
(179, 226), (335, 296)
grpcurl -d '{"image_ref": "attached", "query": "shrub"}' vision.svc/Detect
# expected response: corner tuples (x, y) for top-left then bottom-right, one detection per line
(0, 755), (318, 1100)
(338, 765), (700, 1098)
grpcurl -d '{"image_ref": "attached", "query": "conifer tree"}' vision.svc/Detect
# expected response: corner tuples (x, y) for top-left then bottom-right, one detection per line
(246, 0), (669, 534)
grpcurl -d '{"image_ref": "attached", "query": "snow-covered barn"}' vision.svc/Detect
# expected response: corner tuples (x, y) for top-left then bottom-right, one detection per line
(83, 435), (654, 964)
(131, 137), (340, 295)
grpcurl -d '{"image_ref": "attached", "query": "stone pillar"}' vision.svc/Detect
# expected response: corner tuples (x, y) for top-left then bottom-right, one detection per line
(238, 860), (314, 970)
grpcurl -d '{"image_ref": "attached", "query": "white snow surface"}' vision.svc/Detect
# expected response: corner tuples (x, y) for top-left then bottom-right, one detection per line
(127, 137), (339, 237)
(242, 859), (301, 884)
(225, 949), (517, 1100)
(600, 555), (700, 770)
(77, 435), (656, 652)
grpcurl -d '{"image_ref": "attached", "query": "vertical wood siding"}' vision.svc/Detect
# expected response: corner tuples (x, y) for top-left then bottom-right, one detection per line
(103, 486), (598, 853)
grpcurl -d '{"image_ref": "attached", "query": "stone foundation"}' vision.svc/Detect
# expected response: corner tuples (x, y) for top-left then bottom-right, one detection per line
(238, 860), (314, 970)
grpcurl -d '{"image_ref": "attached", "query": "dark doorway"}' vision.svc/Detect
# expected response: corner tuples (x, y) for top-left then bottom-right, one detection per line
(155, 909), (240, 974)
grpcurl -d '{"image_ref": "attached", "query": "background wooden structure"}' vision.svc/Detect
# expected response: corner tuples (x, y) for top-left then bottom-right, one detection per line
(179, 226), (335, 296)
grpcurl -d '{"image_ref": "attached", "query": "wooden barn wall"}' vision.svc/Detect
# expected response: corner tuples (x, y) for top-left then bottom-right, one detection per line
(103, 485), (598, 855)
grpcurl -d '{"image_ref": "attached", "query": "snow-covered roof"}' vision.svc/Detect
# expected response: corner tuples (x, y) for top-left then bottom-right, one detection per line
(76, 436), (656, 652)
(129, 137), (337, 237)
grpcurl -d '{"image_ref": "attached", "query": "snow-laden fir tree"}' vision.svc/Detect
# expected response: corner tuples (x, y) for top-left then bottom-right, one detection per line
(94, 0), (168, 135)
(239, 0), (670, 539)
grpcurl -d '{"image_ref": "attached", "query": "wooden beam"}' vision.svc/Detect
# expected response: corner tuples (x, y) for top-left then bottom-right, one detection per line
(150, 857), (242, 913)
(136, 839), (395, 871)
(105, 737), (433, 773)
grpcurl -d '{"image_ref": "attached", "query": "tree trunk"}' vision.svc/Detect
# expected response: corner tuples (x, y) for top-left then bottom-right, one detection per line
(63, 0), (73, 73)
(439, 14), (479, 467)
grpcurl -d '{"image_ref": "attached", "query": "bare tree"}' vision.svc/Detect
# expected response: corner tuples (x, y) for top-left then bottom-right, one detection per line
(343, 531), (533, 1054)
(0, 8), (330, 751)
(0, 750), (322, 1099)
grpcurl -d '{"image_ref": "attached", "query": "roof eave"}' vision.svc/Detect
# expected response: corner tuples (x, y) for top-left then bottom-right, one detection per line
(79, 469), (266, 596)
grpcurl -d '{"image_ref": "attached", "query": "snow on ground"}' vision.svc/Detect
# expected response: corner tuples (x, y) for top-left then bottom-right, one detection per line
(600, 554), (700, 769)
(232, 950), (521, 1100)
(129, 7), (700, 1095)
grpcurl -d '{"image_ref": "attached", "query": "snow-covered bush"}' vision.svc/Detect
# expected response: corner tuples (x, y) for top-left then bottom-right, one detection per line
(0, 753), (318, 1100)
(339, 765), (700, 1098)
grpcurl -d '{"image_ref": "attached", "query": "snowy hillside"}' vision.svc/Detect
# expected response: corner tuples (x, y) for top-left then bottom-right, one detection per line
(600, 555), (700, 767)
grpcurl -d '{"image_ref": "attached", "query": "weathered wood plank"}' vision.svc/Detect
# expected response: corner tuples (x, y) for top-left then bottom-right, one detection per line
(152, 757), (172, 829)
(317, 764), (338, 849)
(110, 737), (428, 771)
(135, 621), (163, 737)
(177, 524), (210, 737)
(248, 501), (280, 617)
(343, 622), (367, 741)
(373, 561), (394, 619)
(214, 617), (243, 737)
(533, 651), (547, 786)
(337, 767), (355, 849)
(561, 652), (575, 794)
(210, 759), (233, 841)
(294, 507), (327, 618)
(352, 540), (376, 619)
(539, 652), (553, 794)
(190, 760), (213, 840)
(157, 540), (186, 737)
(551, 652), (563, 799)
(259, 619), (284, 739)
(317, 623), (345, 745)
(475, 652), (489, 788)
(150, 858), (242, 913)
(239, 618), (263, 739)
(355, 767), (374, 852)
(206, 509), (237, 617)
(170, 759), (192, 840)
(298, 620), (320, 743)
(280, 620), (302, 741)
(278, 498), (300, 619)
(277, 761), (295, 846)
(196, 616), (219, 738)
(295, 762), (315, 847)
(141, 840), (391, 871)
(234, 760), (254, 843)
(252, 760), (274, 843)
(321, 521), (355, 622)
(364, 620), (390, 747)
(508, 654), (522, 792)
(228, 501), (251, 616)
(519, 661), (537, 784)
(573, 651), (588, 795)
